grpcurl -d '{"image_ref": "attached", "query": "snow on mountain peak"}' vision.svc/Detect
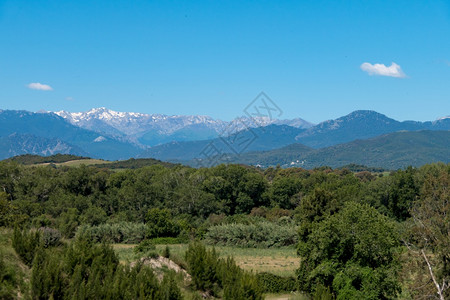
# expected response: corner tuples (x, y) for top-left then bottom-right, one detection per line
(53, 107), (313, 139)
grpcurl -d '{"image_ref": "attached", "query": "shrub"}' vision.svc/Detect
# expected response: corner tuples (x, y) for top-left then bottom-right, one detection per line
(256, 272), (297, 293)
(146, 208), (181, 238)
(39, 227), (61, 248)
(0, 252), (17, 299)
(12, 227), (40, 267)
(185, 241), (218, 291)
(163, 246), (170, 258)
(205, 221), (298, 248)
(149, 236), (187, 245)
(30, 237), (181, 299)
(185, 241), (263, 299)
(76, 222), (147, 244)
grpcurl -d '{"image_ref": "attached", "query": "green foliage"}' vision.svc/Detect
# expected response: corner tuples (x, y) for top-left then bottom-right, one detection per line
(76, 222), (147, 243)
(0, 251), (18, 300)
(57, 208), (80, 238)
(256, 272), (297, 293)
(149, 236), (188, 245)
(29, 235), (182, 299)
(1, 158), (449, 298)
(185, 241), (262, 299)
(146, 208), (181, 238)
(205, 221), (298, 248)
(134, 239), (158, 258)
(39, 227), (61, 248)
(364, 168), (418, 221)
(0, 192), (16, 227)
(163, 245), (171, 258)
(80, 206), (108, 226)
(95, 157), (177, 169)
(161, 271), (183, 300)
(12, 227), (41, 267)
(403, 163), (450, 298)
(313, 285), (335, 300)
(339, 164), (386, 173)
(185, 241), (218, 291)
(297, 202), (401, 299)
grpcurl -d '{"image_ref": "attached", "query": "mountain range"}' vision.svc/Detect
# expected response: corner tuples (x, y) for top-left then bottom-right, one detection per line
(54, 107), (313, 146)
(0, 108), (448, 169)
(138, 110), (450, 161)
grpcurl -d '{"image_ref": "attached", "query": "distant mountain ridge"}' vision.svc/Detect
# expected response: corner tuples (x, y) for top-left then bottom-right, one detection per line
(138, 124), (307, 161)
(294, 110), (450, 148)
(53, 107), (314, 146)
(138, 110), (450, 161)
(0, 108), (448, 169)
(0, 133), (87, 159)
(198, 130), (450, 170)
(0, 110), (141, 160)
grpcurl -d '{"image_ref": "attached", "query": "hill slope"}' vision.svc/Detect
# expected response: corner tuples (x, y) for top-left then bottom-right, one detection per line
(216, 130), (450, 170)
(295, 110), (450, 148)
(138, 125), (306, 161)
(0, 134), (88, 160)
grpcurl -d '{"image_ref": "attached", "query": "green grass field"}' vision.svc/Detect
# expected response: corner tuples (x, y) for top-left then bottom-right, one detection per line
(113, 242), (303, 299)
(113, 243), (299, 277)
(36, 159), (112, 167)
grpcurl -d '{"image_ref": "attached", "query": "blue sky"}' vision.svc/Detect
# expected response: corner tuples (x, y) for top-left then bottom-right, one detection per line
(1, 0), (449, 123)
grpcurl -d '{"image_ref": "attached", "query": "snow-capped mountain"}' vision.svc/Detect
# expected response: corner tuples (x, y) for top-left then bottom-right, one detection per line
(54, 107), (226, 135)
(53, 107), (314, 146)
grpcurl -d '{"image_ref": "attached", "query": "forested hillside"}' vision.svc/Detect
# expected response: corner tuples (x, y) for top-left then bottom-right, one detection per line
(219, 130), (450, 169)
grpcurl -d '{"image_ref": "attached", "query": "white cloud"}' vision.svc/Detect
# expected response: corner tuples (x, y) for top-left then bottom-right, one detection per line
(27, 82), (53, 91)
(66, 96), (74, 101)
(360, 62), (406, 78)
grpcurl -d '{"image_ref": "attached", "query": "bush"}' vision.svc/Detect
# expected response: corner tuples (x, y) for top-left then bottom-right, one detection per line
(256, 272), (297, 293)
(185, 241), (219, 291)
(205, 221), (298, 248)
(185, 241), (263, 299)
(12, 227), (40, 267)
(39, 227), (61, 248)
(30, 237), (182, 299)
(76, 222), (147, 244)
(149, 236), (187, 245)
(146, 208), (181, 238)
(163, 246), (170, 258)
(0, 252), (17, 300)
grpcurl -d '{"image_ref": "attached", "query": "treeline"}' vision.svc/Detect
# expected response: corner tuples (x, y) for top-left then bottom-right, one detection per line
(0, 160), (449, 298)
(0, 161), (407, 231)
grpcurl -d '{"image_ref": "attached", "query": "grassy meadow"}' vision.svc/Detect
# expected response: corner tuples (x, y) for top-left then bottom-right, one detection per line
(113, 243), (299, 277)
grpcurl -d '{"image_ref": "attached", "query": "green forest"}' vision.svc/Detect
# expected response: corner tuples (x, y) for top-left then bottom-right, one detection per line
(0, 159), (448, 299)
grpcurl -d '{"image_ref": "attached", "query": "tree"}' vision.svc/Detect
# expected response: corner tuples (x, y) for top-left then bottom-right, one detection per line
(146, 208), (180, 238)
(403, 164), (449, 299)
(185, 241), (218, 291)
(297, 202), (401, 299)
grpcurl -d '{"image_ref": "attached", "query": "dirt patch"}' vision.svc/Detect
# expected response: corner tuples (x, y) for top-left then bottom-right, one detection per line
(131, 256), (191, 282)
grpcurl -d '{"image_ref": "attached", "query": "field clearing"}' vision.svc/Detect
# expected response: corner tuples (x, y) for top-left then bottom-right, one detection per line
(264, 293), (309, 300)
(113, 243), (299, 277)
(35, 159), (112, 167)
